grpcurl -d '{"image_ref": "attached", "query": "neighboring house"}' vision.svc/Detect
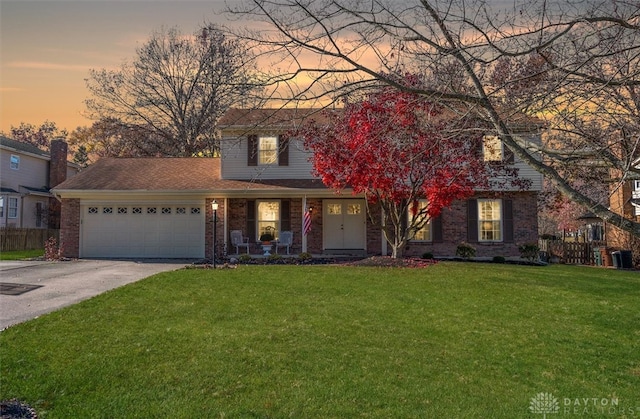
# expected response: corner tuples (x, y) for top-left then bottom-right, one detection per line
(0, 136), (79, 229)
(53, 108), (543, 259)
(606, 172), (640, 255)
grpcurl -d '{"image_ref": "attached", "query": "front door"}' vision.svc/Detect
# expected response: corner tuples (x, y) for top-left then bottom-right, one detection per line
(323, 199), (366, 252)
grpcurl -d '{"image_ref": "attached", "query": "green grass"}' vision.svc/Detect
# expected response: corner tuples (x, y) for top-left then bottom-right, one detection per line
(0, 249), (44, 260)
(1, 263), (639, 418)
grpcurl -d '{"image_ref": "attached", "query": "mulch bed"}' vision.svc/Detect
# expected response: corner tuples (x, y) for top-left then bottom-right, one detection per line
(341, 256), (438, 268)
(1, 399), (38, 419)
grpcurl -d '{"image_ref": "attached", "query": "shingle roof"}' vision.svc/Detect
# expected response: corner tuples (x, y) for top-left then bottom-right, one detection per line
(53, 157), (327, 192)
(218, 106), (543, 133)
(54, 158), (222, 191)
(0, 136), (49, 157)
(219, 108), (334, 130)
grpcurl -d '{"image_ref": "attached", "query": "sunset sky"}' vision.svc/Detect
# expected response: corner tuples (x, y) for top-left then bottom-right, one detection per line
(0, 0), (234, 134)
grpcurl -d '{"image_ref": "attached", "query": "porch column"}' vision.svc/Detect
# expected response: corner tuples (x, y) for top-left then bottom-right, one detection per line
(223, 198), (228, 256)
(302, 196), (308, 253)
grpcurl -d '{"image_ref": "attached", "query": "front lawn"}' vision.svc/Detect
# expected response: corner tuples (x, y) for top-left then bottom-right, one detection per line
(1, 263), (639, 417)
(0, 249), (44, 260)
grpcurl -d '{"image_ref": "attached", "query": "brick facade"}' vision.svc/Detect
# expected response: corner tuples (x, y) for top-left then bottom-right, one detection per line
(60, 198), (80, 258)
(48, 139), (69, 229)
(59, 193), (538, 259)
(403, 192), (539, 258)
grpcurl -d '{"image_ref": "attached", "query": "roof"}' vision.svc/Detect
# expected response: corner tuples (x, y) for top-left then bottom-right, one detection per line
(219, 108), (334, 130)
(0, 136), (49, 157)
(219, 106), (544, 134)
(52, 157), (327, 193)
(54, 158), (222, 191)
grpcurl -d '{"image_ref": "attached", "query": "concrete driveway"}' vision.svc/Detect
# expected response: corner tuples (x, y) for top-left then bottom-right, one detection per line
(0, 259), (191, 330)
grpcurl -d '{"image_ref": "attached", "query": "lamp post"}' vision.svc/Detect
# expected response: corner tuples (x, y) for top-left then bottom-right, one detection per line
(211, 200), (218, 268)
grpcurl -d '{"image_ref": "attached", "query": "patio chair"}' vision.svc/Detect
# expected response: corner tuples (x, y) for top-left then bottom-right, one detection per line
(230, 230), (250, 254)
(275, 231), (293, 255)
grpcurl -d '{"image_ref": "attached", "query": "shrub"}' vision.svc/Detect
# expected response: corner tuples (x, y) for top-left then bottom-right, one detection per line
(238, 254), (252, 263)
(268, 253), (283, 262)
(298, 252), (312, 261)
(44, 236), (63, 261)
(456, 242), (476, 259)
(421, 252), (434, 260)
(519, 243), (540, 261)
(492, 255), (506, 264)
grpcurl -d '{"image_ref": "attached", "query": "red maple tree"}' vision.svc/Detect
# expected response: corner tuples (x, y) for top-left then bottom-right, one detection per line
(300, 77), (523, 257)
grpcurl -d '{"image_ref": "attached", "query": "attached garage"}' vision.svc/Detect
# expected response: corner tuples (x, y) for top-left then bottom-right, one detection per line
(80, 202), (205, 258)
(53, 158), (221, 259)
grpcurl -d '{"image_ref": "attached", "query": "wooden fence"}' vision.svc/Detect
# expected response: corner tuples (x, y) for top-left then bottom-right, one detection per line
(0, 228), (59, 252)
(538, 239), (608, 265)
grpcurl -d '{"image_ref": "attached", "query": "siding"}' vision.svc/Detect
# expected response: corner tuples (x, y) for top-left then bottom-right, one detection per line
(221, 136), (315, 180)
(220, 132), (544, 190)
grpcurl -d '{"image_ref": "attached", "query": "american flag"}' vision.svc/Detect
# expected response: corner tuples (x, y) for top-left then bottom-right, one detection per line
(303, 206), (312, 235)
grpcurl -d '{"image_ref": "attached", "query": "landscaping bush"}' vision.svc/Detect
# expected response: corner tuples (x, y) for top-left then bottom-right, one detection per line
(518, 243), (540, 262)
(456, 242), (476, 259)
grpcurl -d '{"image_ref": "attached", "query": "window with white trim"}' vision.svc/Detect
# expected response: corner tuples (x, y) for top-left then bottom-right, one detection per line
(409, 200), (432, 241)
(483, 136), (503, 162)
(257, 200), (280, 240)
(10, 155), (20, 170)
(258, 136), (278, 165)
(0, 197), (4, 218)
(478, 199), (502, 241)
(8, 197), (18, 218)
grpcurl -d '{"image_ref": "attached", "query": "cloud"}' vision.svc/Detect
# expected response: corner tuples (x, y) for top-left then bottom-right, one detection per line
(6, 61), (90, 71)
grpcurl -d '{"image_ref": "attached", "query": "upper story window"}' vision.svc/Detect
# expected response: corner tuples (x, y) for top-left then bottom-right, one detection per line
(482, 135), (514, 164)
(248, 135), (289, 167)
(10, 155), (20, 170)
(483, 136), (502, 162)
(258, 136), (278, 165)
(634, 180), (640, 191)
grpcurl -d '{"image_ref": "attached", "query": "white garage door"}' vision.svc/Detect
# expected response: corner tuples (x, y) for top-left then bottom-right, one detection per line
(81, 203), (205, 258)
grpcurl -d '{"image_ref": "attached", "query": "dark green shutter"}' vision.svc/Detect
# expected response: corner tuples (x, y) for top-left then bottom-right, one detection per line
(278, 136), (289, 166)
(504, 144), (515, 164)
(432, 214), (443, 243)
(467, 199), (478, 242)
(248, 135), (258, 166)
(247, 200), (256, 241)
(280, 199), (291, 231)
(503, 199), (514, 242)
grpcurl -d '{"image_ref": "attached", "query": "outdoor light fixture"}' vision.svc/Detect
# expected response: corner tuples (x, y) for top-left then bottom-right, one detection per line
(212, 200), (218, 268)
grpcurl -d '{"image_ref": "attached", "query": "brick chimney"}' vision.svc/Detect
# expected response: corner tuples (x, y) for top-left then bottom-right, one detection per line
(49, 138), (68, 188)
(49, 138), (68, 229)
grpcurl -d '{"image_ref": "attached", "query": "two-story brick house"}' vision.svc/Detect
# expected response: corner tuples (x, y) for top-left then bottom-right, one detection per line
(53, 108), (542, 259)
(1, 136), (79, 229)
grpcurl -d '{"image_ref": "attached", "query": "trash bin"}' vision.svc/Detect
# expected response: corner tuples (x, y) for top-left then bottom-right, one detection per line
(611, 251), (622, 268)
(621, 250), (633, 269)
(601, 247), (613, 267)
(593, 248), (602, 266)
